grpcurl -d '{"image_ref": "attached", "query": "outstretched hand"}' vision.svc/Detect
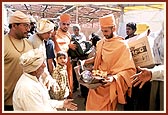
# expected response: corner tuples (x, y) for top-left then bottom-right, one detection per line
(63, 99), (78, 110)
(131, 66), (152, 89)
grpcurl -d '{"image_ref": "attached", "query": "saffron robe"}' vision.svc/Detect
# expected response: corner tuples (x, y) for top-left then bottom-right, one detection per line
(86, 36), (136, 111)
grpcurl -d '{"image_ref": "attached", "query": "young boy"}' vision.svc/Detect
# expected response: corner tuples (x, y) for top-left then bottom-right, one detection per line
(49, 51), (70, 100)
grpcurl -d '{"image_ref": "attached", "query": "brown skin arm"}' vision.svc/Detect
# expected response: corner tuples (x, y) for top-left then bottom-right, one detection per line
(131, 66), (152, 89)
(63, 99), (78, 110)
(47, 59), (55, 75)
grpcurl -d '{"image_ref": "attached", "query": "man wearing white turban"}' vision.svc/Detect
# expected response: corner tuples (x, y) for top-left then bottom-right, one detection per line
(28, 18), (55, 75)
(13, 49), (77, 111)
(28, 19), (58, 93)
(4, 10), (33, 111)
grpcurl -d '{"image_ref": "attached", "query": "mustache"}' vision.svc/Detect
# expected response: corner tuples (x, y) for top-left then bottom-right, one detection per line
(24, 32), (29, 35)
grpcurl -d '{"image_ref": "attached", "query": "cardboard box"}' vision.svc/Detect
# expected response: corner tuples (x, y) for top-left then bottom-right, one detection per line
(127, 35), (155, 68)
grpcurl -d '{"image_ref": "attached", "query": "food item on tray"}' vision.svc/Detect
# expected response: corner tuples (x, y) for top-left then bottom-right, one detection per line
(80, 70), (108, 84)
(92, 70), (107, 78)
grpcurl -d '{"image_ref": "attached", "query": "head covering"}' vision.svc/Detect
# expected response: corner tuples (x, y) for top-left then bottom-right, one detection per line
(99, 14), (116, 27)
(29, 16), (36, 23)
(135, 23), (150, 34)
(60, 13), (71, 22)
(19, 48), (45, 73)
(9, 10), (30, 24)
(36, 18), (55, 34)
(73, 24), (81, 30)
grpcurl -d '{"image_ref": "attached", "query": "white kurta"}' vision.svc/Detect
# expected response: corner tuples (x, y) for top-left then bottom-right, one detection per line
(150, 28), (164, 81)
(13, 73), (64, 111)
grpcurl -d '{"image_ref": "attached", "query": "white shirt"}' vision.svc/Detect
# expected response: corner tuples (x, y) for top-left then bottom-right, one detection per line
(71, 32), (87, 52)
(71, 32), (86, 43)
(150, 28), (164, 81)
(13, 73), (64, 111)
(150, 65), (164, 81)
(152, 29), (164, 65)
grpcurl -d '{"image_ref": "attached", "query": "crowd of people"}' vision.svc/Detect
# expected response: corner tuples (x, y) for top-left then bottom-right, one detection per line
(4, 10), (164, 112)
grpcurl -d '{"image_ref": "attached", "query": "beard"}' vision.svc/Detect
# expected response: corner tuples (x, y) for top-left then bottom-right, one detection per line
(61, 27), (68, 32)
(16, 32), (28, 39)
(105, 33), (113, 39)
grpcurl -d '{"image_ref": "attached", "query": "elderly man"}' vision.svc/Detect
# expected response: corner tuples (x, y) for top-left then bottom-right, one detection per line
(70, 24), (90, 105)
(28, 18), (56, 75)
(4, 10), (33, 111)
(28, 19), (59, 99)
(13, 49), (77, 111)
(53, 13), (76, 97)
(70, 24), (86, 93)
(85, 14), (136, 111)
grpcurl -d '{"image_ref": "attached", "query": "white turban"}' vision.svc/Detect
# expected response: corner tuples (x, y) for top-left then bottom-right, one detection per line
(9, 10), (30, 24)
(36, 18), (54, 34)
(19, 48), (45, 73)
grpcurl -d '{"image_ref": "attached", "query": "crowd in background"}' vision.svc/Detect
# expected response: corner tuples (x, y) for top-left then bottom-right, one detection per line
(3, 9), (164, 112)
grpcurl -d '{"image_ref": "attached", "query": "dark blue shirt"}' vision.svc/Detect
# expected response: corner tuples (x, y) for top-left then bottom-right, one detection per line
(44, 39), (56, 67)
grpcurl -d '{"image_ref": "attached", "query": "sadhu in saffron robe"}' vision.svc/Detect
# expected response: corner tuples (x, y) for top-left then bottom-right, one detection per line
(86, 36), (136, 111)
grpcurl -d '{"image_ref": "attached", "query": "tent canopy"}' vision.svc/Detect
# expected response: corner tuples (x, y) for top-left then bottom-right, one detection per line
(3, 2), (165, 38)
(3, 2), (165, 24)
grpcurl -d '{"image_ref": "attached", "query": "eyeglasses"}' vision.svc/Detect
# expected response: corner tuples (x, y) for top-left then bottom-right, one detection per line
(16, 23), (31, 29)
(62, 23), (70, 26)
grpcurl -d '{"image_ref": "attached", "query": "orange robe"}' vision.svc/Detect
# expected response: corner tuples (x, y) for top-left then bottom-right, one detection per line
(86, 36), (136, 111)
(54, 28), (73, 96)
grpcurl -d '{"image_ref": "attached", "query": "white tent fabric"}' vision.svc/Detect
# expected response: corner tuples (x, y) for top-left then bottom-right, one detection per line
(118, 9), (164, 38)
